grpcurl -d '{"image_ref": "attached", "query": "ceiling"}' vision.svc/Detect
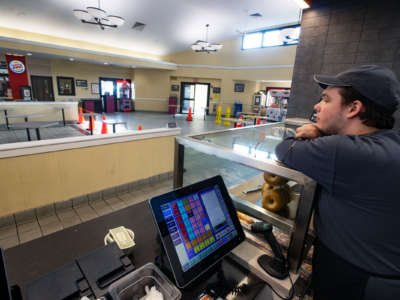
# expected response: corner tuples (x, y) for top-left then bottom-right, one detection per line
(0, 0), (302, 57)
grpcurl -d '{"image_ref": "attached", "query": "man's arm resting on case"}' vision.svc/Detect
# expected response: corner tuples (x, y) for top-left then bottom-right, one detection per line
(275, 127), (336, 191)
(295, 124), (325, 140)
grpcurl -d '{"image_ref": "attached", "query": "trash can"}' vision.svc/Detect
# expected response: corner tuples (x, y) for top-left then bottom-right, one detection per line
(234, 102), (243, 117)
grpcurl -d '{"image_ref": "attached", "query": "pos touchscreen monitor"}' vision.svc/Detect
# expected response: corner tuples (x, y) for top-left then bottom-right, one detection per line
(149, 175), (245, 288)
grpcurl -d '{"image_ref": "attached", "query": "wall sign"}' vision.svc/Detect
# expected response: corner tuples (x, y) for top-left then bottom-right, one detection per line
(91, 83), (99, 94)
(213, 87), (221, 94)
(234, 83), (245, 93)
(76, 79), (88, 87)
(5, 55), (29, 99)
(9, 60), (25, 74)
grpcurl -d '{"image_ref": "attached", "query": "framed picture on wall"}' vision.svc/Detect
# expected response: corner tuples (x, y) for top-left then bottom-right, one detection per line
(213, 87), (221, 94)
(57, 76), (75, 96)
(91, 83), (99, 94)
(234, 83), (245, 93)
(76, 79), (88, 87)
(171, 84), (179, 91)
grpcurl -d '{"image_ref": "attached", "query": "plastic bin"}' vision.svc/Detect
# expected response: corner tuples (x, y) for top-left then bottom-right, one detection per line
(108, 263), (181, 300)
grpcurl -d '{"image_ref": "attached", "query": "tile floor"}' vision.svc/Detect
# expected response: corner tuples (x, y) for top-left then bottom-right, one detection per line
(0, 177), (174, 249)
(0, 111), (226, 144)
(0, 111), (262, 249)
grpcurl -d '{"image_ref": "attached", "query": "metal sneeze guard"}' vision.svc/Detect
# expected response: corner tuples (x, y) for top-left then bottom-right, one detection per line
(173, 122), (316, 272)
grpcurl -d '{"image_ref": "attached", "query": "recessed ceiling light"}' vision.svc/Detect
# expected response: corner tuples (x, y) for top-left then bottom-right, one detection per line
(104, 62), (109, 65)
(292, 0), (311, 9)
(26, 53), (33, 56)
(69, 58), (75, 61)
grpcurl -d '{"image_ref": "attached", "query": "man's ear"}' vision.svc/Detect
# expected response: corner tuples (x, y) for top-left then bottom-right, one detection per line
(346, 100), (363, 118)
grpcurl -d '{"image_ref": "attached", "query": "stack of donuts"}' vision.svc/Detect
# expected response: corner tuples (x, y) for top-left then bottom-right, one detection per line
(261, 172), (291, 212)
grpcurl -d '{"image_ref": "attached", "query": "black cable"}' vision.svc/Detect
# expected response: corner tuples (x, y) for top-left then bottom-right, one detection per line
(229, 272), (295, 300)
(262, 272), (295, 300)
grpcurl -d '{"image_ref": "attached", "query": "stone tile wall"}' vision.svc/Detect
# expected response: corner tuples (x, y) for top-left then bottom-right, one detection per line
(288, 0), (400, 127)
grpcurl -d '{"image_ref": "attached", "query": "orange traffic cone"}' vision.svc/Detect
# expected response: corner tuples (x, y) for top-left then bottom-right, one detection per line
(187, 107), (193, 121)
(101, 114), (108, 134)
(236, 115), (243, 128)
(256, 117), (261, 125)
(78, 107), (83, 124)
(138, 125), (142, 130)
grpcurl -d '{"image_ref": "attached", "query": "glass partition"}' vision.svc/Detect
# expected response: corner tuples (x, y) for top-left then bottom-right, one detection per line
(174, 122), (316, 272)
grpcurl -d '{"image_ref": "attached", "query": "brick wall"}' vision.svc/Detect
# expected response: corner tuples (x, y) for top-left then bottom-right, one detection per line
(288, 0), (400, 127)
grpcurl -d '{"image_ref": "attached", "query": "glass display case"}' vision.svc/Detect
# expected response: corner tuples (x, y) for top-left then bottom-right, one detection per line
(174, 120), (316, 272)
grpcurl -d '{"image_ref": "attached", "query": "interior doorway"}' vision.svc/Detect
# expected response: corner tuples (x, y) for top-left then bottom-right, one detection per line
(99, 77), (133, 112)
(31, 76), (54, 101)
(180, 82), (210, 115)
(99, 77), (122, 112)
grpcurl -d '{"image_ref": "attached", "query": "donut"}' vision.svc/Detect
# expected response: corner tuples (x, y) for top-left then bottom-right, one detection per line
(263, 172), (288, 186)
(261, 184), (290, 212)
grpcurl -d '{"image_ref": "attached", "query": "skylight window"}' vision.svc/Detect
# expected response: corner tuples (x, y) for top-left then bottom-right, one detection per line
(242, 24), (300, 50)
(263, 30), (283, 47)
(242, 32), (262, 49)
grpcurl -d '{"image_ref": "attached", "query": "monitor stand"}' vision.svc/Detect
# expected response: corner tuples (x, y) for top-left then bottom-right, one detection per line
(154, 235), (239, 298)
(203, 261), (238, 298)
(154, 235), (175, 283)
(10, 285), (22, 300)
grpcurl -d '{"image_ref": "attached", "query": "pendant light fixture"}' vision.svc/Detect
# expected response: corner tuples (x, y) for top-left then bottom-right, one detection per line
(191, 24), (223, 53)
(73, 0), (125, 30)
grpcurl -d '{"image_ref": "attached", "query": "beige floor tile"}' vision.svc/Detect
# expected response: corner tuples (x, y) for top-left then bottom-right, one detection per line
(149, 185), (173, 198)
(74, 205), (98, 222)
(118, 192), (137, 204)
(57, 208), (82, 228)
(0, 235), (19, 249)
(15, 209), (36, 225)
(41, 221), (63, 236)
(56, 208), (78, 219)
(0, 224), (17, 240)
(19, 228), (42, 244)
(117, 191), (131, 201)
(90, 200), (113, 216)
(105, 197), (127, 211)
(127, 190), (148, 204)
(0, 215), (16, 228)
(37, 214), (60, 226)
(17, 221), (41, 234)
(159, 178), (172, 185)
(141, 188), (161, 200)
(139, 184), (155, 193)
(153, 186), (172, 196)
(59, 215), (81, 228)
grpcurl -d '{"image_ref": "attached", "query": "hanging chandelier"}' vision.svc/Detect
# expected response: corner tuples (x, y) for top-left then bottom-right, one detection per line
(191, 24), (223, 53)
(73, 0), (125, 30)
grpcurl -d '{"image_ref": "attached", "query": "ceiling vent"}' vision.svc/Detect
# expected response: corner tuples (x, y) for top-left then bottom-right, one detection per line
(249, 12), (262, 17)
(132, 22), (146, 31)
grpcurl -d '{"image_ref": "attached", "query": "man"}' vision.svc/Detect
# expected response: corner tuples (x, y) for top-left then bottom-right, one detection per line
(275, 65), (400, 300)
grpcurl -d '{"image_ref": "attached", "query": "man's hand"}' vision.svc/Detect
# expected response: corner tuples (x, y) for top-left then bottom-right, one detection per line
(295, 124), (323, 140)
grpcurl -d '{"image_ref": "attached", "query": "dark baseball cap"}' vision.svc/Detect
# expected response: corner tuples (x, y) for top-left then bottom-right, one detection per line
(314, 65), (400, 112)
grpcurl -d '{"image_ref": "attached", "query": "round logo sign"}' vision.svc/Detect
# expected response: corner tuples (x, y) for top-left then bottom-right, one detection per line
(9, 60), (25, 74)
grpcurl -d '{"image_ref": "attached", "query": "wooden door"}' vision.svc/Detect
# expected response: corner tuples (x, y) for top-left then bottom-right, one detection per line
(31, 76), (54, 101)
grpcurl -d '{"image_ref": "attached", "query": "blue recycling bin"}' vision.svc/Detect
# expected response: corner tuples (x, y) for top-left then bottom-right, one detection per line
(234, 102), (243, 117)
